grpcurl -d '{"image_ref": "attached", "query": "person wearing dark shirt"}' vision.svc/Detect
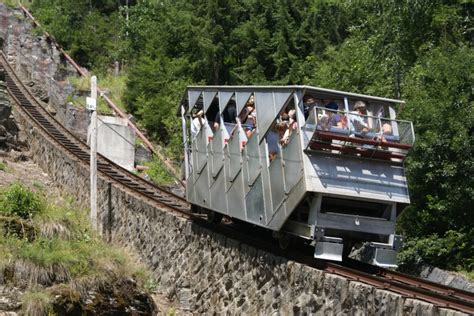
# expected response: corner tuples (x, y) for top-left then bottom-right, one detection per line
(214, 102), (237, 131)
(303, 95), (318, 119)
(325, 102), (343, 128)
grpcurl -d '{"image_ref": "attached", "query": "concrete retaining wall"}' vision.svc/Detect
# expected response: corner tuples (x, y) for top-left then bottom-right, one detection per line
(10, 90), (465, 315)
(88, 115), (135, 171)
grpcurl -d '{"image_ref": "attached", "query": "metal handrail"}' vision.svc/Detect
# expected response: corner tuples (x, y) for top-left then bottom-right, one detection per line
(304, 106), (415, 148)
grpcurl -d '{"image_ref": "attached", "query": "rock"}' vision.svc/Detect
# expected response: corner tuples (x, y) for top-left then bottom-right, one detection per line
(46, 103), (57, 115)
(0, 101), (11, 119)
(420, 266), (474, 293)
(0, 81), (22, 152)
(135, 144), (152, 165)
(0, 285), (23, 312)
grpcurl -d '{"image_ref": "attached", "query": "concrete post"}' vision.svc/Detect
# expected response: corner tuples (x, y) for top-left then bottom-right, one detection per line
(90, 76), (98, 231)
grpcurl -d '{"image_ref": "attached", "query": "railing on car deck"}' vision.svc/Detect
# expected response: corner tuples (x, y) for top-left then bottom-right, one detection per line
(302, 107), (415, 161)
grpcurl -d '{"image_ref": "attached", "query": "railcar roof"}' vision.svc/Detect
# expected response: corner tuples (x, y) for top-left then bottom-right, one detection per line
(178, 85), (405, 115)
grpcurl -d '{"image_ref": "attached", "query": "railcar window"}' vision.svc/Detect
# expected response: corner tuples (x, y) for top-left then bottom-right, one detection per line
(206, 99), (220, 132)
(218, 99), (237, 136)
(320, 197), (391, 219)
(238, 94), (256, 139)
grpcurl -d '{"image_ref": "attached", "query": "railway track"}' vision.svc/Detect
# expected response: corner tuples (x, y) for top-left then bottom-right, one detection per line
(218, 221), (474, 314)
(0, 51), (189, 216)
(327, 260), (474, 314)
(1, 51), (473, 314)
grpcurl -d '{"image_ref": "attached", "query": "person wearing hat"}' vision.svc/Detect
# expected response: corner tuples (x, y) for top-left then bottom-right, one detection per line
(350, 101), (370, 134)
(325, 101), (344, 129)
(191, 109), (204, 139)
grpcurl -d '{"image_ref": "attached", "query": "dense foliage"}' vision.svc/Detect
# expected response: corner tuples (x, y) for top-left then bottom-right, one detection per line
(29, 0), (473, 273)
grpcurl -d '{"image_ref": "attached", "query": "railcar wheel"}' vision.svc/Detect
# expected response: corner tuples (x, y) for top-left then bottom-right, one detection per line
(342, 240), (355, 261)
(207, 210), (223, 224)
(278, 233), (293, 250)
(190, 204), (202, 214)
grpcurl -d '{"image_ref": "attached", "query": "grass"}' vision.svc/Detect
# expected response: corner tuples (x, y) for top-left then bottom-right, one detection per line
(21, 290), (53, 316)
(0, 0), (20, 8)
(0, 183), (155, 310)
(458, 270), (474, 282)
(0, 161), (6, 171)
(145, 155), (176, 186)
(67, 72), (128, 115)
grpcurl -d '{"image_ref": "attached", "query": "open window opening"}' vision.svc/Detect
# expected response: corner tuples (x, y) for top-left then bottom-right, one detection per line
(190, 97), (204, 141)
(237, 94), (256, 139)
(219, 98), (237, 136)
(303, 96), (414, 161)
(265, 96), (299, 163)
(320, 196), (392, 220)
(206, 98), (220, 133)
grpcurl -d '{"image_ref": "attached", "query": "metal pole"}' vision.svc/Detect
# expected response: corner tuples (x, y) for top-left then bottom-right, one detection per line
(181, 106), (189, 181)
(90, 76), (98, 231)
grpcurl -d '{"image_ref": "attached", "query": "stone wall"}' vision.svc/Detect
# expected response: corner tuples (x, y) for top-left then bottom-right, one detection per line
(10, 90), (465, 315)
(0, 3), (88, 141)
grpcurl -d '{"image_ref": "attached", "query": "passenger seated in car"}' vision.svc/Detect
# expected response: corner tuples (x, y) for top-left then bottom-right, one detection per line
(276, 121), (288, 146)
(325, 102), (344, 129)
(318, 102), (346, 132)
(240, 97), (257, 138)
(280, 109), (297, 145)
(267, 126), (280, 162)
(214, 101), (237, 132)
(373, 120), (394, 143)
(191, 109), (204, 139)
(349, 101), (370, 135)
(303, 95), (318, 119)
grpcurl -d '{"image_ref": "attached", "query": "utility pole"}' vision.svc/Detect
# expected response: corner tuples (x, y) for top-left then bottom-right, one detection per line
(87, 76), (98, 231)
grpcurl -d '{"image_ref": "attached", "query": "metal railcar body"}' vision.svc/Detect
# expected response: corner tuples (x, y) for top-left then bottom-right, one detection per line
(178, 86), (415, 267)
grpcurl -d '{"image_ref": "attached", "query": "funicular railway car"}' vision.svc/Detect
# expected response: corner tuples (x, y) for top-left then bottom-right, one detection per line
(178, 86), (415, 267)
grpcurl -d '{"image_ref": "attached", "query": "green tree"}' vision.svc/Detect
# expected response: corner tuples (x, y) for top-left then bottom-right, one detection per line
(397, 43), (473, 271)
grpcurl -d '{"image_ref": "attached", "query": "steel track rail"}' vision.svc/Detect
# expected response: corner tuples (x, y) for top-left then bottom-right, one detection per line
(0, 53), (186, 203)
(0, 53), (189, 215)
(345, 258), (474, 304)
(324, 262), (474, 314)
(2, 52), (472, 314)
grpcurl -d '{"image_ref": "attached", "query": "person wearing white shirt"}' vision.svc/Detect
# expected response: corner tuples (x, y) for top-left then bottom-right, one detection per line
(350, 101), (370, 134)
(191, 109), (204, 139)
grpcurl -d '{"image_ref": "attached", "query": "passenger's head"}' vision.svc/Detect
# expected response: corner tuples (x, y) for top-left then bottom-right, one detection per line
(325, 102), (339, 112)
(354, 101), (367, 114)
(246, 95), (255, 107)
(276, 122), (287, 133)
(288, 109), (296, 119)
(303, 94), (316, 105)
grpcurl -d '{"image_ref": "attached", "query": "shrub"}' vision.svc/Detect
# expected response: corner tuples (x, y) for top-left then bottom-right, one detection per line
(0, 183), (45, 219)
(145, 156), (176, 186)
(397, 229), (474, 274)
(21, 290), (53, 316)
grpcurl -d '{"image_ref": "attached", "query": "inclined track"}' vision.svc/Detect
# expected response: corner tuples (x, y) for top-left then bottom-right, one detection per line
(0, 52), (189, 214)
(1, 51), (473, 314)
